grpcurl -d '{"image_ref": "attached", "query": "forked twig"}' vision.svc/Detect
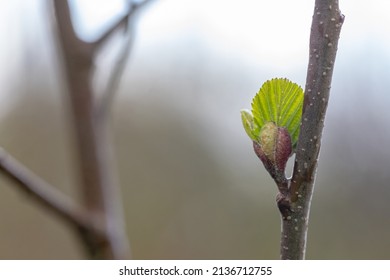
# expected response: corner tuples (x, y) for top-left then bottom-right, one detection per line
(0, 0), (154, 259)
(96, 0), (155, 119)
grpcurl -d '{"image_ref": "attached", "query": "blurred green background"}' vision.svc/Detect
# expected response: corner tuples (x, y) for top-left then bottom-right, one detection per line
(1, 0), (390, 259)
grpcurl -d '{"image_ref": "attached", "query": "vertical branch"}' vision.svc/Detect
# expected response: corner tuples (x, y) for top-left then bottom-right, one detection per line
(280, 0), (344, 259)
(53, 1), (130, 259)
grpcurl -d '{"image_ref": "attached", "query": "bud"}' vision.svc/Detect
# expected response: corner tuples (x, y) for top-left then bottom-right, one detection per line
(253, 122), (292, 180)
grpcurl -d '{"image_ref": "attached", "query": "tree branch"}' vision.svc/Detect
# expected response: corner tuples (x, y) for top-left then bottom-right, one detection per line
(53, 0), (131, 259)
(0, 148), (103, 235)
(279, 0), (344, 260)
(3, 0), (150, 259)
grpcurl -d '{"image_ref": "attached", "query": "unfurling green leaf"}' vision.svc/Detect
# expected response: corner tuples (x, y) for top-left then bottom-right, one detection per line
(251, 78), (304, 147)
(241, 78), (303, 176)
(240, 109), (258, 141)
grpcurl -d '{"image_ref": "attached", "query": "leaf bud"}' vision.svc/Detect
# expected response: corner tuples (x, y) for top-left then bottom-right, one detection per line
(253, 122), (292, 179)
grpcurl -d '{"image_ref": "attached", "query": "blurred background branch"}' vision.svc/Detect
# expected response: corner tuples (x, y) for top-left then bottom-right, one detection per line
(97, 0), (155, 119)
(51, 0), (153, 259)
(0, 148), (99, 234)
(0, 0), (154, 260)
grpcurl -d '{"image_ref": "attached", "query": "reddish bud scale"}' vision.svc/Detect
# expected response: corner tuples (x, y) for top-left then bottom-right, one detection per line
(275, 127), (292, 171)
(253, 141), (276, 178)
(253, 122), (292, 180)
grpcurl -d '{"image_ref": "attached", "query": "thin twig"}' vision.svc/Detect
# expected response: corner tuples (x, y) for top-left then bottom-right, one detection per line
(279, 0), (344, 260)
(96, 0), (155, 119)
(0, 147), (102, 234)
(96, 16), (135, 119)
(91, 14), (130, 54)
(91, 0), (155, 54)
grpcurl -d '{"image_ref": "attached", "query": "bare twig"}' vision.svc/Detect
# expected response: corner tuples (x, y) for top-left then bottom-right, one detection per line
(96, 0), (155, 119)
(91, 0), (154, 54)
(279, 0), (344, 259)
(0, 147), (103, 235)
(96, 26), (134, 120)
(91, 13), (130, 54)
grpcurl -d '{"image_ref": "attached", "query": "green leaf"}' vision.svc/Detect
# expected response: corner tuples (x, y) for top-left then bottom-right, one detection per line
(251, 78), (303, 146)
(240, 109), (258, 141)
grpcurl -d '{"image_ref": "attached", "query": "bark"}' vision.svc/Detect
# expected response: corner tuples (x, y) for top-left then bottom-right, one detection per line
(279, 0), (344, 259)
